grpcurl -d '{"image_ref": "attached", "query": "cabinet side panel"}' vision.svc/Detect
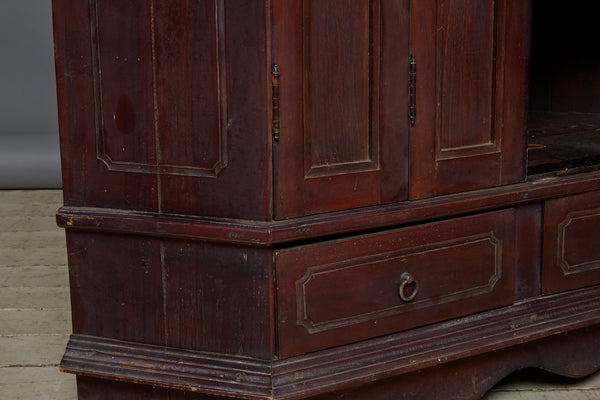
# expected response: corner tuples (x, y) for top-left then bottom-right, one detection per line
(276, 209), (517, 357)
(65, 231), (166, 346)
(53, 0), (270, 219)
(543, 191), (600, 294)
(52, 0), (159, 211)
(95, 1), (157, 168)
(163, 241), (275, 359)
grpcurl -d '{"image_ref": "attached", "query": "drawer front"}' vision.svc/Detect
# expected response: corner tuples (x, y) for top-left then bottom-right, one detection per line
(276, 209), (517, 358)
(543, 190), (600, 295)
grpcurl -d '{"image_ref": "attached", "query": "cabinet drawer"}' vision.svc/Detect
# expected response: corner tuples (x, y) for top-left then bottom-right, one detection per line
(543, 191), (600, 295)
(275, 209), (517, 358)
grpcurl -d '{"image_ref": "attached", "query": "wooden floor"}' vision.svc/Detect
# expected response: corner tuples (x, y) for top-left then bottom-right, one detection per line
(2, 190), (600, 399)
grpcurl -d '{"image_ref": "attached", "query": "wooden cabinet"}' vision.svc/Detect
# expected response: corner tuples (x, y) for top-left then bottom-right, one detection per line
(53, 1), (600, 399)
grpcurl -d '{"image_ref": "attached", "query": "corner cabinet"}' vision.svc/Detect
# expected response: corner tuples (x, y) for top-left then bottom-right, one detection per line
(52, 1), (600, 400)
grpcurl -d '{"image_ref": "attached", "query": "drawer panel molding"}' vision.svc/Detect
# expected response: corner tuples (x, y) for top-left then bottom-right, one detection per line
(543, 190), (600, 294)
(558, 208), (600, 274)
(276, 209), (517, 357)
(295, 233), (502, 334)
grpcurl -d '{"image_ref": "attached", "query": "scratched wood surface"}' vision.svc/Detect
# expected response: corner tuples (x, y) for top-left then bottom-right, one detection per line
(1, 189), (600, 400)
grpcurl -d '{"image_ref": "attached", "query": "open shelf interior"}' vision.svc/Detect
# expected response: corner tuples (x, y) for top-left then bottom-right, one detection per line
(526, 0), (600, 175)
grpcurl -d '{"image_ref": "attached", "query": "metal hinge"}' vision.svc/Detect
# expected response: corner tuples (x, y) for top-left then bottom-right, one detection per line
(409, 55), (416, 127)
(271, 64), (281, 142)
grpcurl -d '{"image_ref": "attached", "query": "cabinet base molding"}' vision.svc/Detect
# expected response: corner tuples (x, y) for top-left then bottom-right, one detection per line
(61, 286), (600, 400)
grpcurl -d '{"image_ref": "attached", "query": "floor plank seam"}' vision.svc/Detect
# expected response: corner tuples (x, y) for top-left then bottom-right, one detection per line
(0, 334), (70, 338)
(1, 364), (61, 368)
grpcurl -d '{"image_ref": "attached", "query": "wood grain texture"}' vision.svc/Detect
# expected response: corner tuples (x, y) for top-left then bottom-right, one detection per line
(52, 0), (160, 213)
(275, 209), (517, 357)
(47, 0), (600, 397)
(56, 169), (600, 246)
(273, 0), (410, 218)
(410, 0), (529, 198)
(3, 191), (600, 399)
(64, 231), (275, 359)
(53, 0), (271, 220)
(542, 190), (600, 294)
(65, 231), (166, 346)
(0, 265), (69, 287)
(60, 286), (600, 400)
(2, 184), (600, 400)
(162, 239), (275, 358)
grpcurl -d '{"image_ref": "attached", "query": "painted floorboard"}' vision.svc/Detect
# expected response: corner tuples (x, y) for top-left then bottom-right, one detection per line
(0, 367), (76, 400)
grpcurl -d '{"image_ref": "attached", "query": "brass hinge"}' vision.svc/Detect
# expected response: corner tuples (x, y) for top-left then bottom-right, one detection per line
(409, 55), (416, 127)
(271, 64), (281, 142)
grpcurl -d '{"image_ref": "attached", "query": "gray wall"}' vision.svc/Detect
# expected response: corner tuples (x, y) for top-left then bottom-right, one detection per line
(0, 1), (61, 188)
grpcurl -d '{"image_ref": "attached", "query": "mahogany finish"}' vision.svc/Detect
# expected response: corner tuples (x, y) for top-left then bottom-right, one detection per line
(409, 0), (530, 198)
(542, 190), (600, 295)
(275, 209), (517, 357)
(53, 0), (271, 220)
(273, 0), (410, 218)
(52, 1), (600, 399)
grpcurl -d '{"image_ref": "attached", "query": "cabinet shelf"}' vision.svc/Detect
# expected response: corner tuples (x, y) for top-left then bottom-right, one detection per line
(527, 112), (600, 175)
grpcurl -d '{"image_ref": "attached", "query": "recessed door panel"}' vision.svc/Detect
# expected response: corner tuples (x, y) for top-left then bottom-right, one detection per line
(303, 1), (378, 178)
(410, 0), (530, 198)
(274, 0), (410, 219)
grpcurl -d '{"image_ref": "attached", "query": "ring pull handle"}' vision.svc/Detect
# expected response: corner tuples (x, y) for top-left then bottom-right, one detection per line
(399, 272), (418, 302)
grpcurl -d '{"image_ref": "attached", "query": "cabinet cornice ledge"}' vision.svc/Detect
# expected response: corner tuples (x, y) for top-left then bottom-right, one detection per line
(56, 170), (600, 246)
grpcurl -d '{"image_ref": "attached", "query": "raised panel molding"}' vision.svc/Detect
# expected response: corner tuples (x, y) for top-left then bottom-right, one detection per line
(92, 0), (228, 178)
(558, 208), (600, 275)
(303, 0), (381, 179)
(435, 0), (503, 159)
(295, 233), (502, 334)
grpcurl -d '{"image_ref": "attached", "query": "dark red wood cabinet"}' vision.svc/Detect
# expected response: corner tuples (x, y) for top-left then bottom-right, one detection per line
(53, 1), (600, 399)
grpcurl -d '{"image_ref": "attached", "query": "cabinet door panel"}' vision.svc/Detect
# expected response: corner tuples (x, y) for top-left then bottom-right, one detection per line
(274, 0), (410, 219)
(410, 0), (530, 198)
(437, 1), (496, 151)
(304, 3), (376, 175)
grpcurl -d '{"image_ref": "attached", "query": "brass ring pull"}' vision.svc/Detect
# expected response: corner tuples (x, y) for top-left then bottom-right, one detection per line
(399, 272), (418, 302)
